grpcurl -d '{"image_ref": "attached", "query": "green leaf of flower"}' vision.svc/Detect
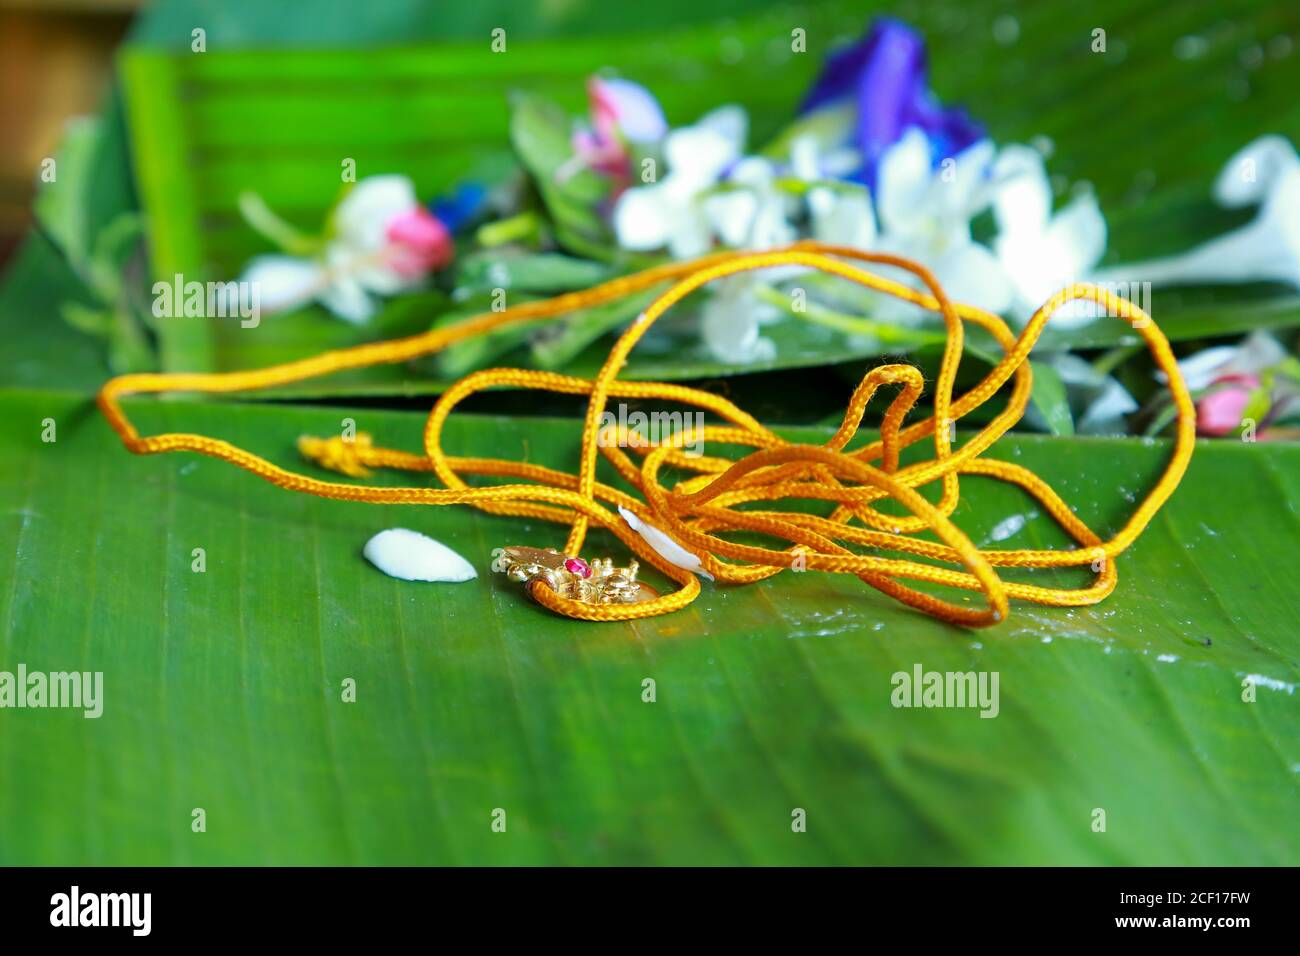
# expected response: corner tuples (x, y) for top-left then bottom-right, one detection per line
(508, 91), (612, 248)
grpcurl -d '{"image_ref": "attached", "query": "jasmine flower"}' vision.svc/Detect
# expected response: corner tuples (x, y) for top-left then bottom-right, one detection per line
(242, 175), (452, 324)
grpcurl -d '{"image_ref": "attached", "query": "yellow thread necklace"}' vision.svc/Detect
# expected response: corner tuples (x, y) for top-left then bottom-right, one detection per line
(97, 242), (1195, 628)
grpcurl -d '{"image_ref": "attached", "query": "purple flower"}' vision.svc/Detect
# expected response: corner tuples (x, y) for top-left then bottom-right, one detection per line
(800, 17), (982, 188)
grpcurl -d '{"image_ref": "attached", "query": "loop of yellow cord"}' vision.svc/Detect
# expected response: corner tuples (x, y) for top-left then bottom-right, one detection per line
(96, 241), (1196, 628)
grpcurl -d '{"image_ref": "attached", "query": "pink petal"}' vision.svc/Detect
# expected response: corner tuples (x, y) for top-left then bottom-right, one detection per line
(570, 128), (629, 178)
(385, 208), (452, 276)
(1196, 376), (1258, 436)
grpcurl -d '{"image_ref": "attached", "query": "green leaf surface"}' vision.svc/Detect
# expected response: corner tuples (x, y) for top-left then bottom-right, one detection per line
(454, 251), (615, 297)
(508, 91), (611, 245)
(0, 237), (118, 393)
(32, 118), (100, 271)
(1028, 360), (1075, 436)
(1, 388), (1296, 864)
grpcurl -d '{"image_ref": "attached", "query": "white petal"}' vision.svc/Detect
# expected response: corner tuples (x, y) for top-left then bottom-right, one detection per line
(333, 175), (418, 250)
(1078, 378), (1139, 434)
(701, 319), (770, 364)
(351, 258), (420, 296)
(806, 186), (836, 224)
(876, 128), (933, 236)
(703, 189), (759, 247)
(809, 187), (876, 249)
(728, 156), (776, 188)
(932, 241), (1014, 315)
(1169, 345), (1238, 390)
(613, 185), (674, 250)
(1257, 164), (1300, 275)
(699, 279), (775, 362)
(996, 191), (1107, 322)
(363, 528), (477, 583)
(1165, 215), (1299, 284)
(1044, 192), (1107, 276)
(317, 273), (376, 324)
(789, 134), (821, 181)
(715, 158), (795, 249)
(695, 104), (747, 158)
(665, 125), (737, 185)
(593, 77), (667, 143)
(323, 239), (412, 297)
(820, 146), (862, 179)
(241, 255), (323, 313)
(991, 144), (1051, 236)
(934, 139), (996, 219)
(618, 507), (713, 580)
(1213, 134), (1300, 208)
(1096, 167), (1300, 289)
(666, 204), (714, 259)
(352, 265), (417, 296)
(749, 198), (796, 249)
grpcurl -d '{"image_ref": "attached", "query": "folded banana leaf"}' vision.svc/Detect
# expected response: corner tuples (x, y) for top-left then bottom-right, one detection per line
(1, 388), (1296, 864)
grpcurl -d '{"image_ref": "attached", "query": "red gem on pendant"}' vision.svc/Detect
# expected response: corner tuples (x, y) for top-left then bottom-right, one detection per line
(564, 557), (592, 578)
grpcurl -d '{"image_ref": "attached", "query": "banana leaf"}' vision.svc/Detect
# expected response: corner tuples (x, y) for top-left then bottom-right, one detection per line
(1, 387), (1296, 864)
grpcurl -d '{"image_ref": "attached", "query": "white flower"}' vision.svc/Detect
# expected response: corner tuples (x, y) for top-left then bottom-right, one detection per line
(991, 144), (1107, 326)
(871, 129), (1014, 319)
(697, 157), (816, 362)
(788, 133), (876, 248)
(808, 186), (877, 248)
(788, 131), (861, 182)
(241, 175), (450, 324)
(699, 275), (782, 364)
(329, 176), (423, 292)
(613, 106), (748, 258)
(1213, 134), (1299, 207)
(615, 110), (804, 363)
(362, 528), (477, 583)
(703, 156), (797, 250)
(1096, 135), (1300, 290)
(240, 255), (327, 315)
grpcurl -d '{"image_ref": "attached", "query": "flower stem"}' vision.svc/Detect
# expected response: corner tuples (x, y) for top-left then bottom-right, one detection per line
(753, 284), (944, 347)
(237, 192), (322, 256)
(476, 211), (542, 248)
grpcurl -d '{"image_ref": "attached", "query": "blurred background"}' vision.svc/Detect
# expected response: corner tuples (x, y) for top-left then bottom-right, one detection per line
(0, 0), (135, 264)
(0, 0), (771, 266)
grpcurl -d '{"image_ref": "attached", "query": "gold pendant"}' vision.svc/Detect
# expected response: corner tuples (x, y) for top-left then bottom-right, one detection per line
(493, 546), (659, 605)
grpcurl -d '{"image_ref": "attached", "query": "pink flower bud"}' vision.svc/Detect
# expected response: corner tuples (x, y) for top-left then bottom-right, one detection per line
(1196, 373), (1259, 436)
(571, 128), (629, 179)
(385, 207), (452, 276)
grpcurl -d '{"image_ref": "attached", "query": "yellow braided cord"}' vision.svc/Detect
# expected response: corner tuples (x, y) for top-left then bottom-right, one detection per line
(96, 241), (1196, 628)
